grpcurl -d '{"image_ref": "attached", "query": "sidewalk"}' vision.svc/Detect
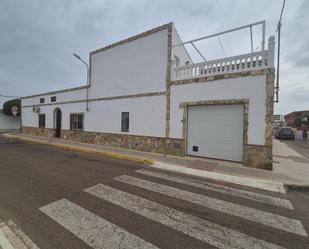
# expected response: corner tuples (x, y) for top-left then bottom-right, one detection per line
(3, 133), (309, 193)
(273, 139), (309, 186)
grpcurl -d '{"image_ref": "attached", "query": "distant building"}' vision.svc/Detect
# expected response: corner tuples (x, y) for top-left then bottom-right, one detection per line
(273, 114), (285, 127)
(284, 110), (309, 128)
(0, 109), (20, 132)
(273, 114), (282, 124)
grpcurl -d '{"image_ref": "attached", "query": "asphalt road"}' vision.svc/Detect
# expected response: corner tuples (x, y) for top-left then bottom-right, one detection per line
(0, 135), (309, 249)
(283, 137), (309, 160)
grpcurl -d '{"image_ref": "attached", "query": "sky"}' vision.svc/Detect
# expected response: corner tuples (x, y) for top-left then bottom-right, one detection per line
(0, 0), (308, 115)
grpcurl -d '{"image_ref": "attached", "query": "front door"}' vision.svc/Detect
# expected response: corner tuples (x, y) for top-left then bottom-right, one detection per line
(55, 108), (62, 138)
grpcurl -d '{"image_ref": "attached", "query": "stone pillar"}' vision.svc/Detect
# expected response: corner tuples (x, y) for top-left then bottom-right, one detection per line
(267, 36), (276, 68)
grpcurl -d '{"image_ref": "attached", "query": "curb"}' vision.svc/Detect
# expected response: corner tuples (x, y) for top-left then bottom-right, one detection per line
(3, 134), (154, 165)
(284, 184), (309, 192)
(151, 162), (287, 193)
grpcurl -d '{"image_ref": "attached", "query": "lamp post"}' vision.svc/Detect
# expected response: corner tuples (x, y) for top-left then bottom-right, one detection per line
(73, 53), (89, 111)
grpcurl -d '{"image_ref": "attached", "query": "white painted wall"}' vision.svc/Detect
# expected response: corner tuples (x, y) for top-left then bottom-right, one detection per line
(0, 111), (20, 131)
(21, 26), (170, 138)
(86, 95), (166, 137)
(171, 25), (192, 67)
(170, 75), (267, 145)
(22, 107), (38, 127)
(22, 102), (86, 129)
(20, 24), (269, 148)
(90, 29), (168, 98)
(22, 95), (166, 137)
(22, 88), (87, 107)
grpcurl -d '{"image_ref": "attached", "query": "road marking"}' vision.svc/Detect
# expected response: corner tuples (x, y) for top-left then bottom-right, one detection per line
(39, 198), (159, 249)
(115, 175), (307, 237)
(135, 169), (294, 209)
(85, 183), (286, 249)
(0, 221), (40, 249)
(0, 230), (15, 249)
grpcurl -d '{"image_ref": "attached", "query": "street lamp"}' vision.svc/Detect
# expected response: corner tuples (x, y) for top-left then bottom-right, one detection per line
(73, 53), (90, 111)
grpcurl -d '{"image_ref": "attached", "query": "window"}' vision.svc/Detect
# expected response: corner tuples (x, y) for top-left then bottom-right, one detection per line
(40, 98), (45, 104)
(38, 114), (45, 128)
(70, 113), (84, 130)
(51, 96), (56, 102)
(121, 112), (129, 132)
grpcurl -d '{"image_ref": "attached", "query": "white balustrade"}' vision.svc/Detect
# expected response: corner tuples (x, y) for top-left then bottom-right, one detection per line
(171, 36), (275, 81)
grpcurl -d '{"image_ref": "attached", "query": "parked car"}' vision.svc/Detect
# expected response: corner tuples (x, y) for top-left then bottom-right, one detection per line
(275, 127), (295, 140)
(272, 126), (279, 136)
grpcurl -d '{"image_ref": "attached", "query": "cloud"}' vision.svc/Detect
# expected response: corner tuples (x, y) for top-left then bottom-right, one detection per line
(280, 0), (309, 68)
(275, 85), (309, 114)
(0, 0), (308, 115)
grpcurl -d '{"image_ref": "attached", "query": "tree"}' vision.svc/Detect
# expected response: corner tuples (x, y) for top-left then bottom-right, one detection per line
(2, 98), (21, 116)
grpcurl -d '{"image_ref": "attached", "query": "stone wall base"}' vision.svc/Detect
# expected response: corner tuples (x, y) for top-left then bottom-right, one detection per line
(22, 126), (55, 138)
(243, 144), (272, 170)
(22, 127), (185, 156)
(22, 127), (272, 170)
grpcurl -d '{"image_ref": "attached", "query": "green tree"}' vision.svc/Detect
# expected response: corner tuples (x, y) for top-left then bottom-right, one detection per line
(2, 98), (21, 116)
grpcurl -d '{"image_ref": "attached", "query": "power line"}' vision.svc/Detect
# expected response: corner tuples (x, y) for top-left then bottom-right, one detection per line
(0, 94), (21, 98)
(217, 36), (225, 57)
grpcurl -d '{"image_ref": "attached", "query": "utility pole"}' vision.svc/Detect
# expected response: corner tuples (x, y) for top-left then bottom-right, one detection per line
(275, 0), (286, 103)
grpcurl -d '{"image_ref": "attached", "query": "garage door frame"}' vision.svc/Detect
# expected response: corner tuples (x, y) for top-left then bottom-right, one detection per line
(181, 99), (249, 162)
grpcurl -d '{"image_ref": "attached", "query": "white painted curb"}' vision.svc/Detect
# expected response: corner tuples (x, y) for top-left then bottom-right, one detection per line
(151, 162), (286, 193)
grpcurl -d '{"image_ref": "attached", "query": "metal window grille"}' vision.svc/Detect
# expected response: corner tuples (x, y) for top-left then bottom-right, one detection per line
(70, 113), (84, 130)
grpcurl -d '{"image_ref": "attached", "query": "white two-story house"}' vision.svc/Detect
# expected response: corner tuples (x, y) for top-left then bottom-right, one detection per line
(21, 22), (275, 169)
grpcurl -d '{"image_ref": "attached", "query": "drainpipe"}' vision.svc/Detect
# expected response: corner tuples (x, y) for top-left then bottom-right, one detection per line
(19, 97), (22, 134)
(86, 65), (89, 111)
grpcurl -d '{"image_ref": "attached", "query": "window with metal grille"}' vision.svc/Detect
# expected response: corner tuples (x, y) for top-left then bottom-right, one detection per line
(40, 98), (44, 103)
(121, 112), (129, 132)
(51, 96), (56, 102)
(38, 114), (45, 128)
(70, 113), (84, 130)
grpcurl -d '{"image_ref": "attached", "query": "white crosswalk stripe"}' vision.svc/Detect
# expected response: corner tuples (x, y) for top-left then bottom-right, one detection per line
(135, 169), (294, 209)
(85, 183), (286, 249)
(0, 231), (15, 249)
(115, 175), (307, 237)
(0, 220), (40, 249)
(39, 198), (159, 249)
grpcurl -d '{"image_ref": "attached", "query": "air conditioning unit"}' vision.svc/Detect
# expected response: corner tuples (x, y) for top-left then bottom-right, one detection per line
(33, 107), (40, 113)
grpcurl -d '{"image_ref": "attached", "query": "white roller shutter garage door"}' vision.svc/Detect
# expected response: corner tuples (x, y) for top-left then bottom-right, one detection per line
(187, 104), (244, 162)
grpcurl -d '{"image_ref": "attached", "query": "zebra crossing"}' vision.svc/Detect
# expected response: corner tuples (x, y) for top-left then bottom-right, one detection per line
(114, 175), (305, 236)
(0, 220), (39, 249)
(135, 169), (293, 209)
(40, 199), (159, 249)
(39, 168), (308, 249)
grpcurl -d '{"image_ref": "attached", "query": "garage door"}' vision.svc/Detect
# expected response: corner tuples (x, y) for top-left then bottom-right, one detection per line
(187, 104), (244, 162)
